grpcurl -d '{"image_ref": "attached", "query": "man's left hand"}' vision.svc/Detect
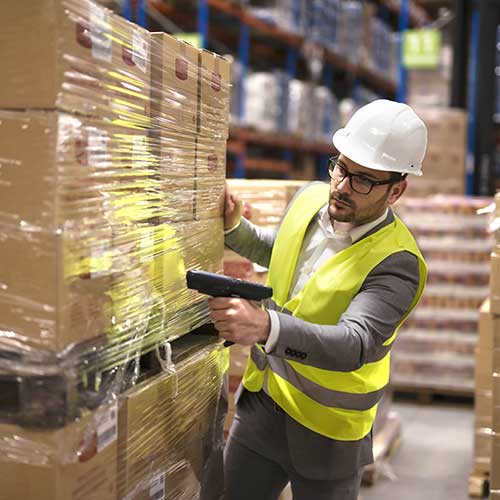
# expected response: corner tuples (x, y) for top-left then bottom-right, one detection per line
(208, 297), (270, 346)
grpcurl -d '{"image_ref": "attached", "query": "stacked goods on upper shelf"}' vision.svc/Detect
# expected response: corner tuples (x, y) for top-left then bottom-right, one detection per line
(243, 0), (399, 82)
(287, 80), (340, 142)
(0, 1), (231, 498)
(239, 70), (340, 143)
(242, 71), (289, 132)
(408, 107), (468, 196)
(392, 196), (493, 394)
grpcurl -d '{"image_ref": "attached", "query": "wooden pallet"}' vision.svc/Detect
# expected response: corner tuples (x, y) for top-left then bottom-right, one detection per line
(468, 471), (489, 498)
(362, 411), (402, 486)
(392, 383), (474, 405)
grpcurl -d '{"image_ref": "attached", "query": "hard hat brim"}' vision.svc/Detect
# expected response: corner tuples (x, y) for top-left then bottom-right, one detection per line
(332, 128), (423, 177)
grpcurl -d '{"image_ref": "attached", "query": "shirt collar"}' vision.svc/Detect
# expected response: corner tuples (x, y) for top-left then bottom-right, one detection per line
(318, 206), (389, 243)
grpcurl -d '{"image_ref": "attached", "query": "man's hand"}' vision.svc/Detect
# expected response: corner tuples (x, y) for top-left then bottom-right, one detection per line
(224, 182), (243, 231)
(208, 297), (270, 345)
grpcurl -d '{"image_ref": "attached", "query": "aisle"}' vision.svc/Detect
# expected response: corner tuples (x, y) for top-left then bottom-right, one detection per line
(360, 400), (474, 500)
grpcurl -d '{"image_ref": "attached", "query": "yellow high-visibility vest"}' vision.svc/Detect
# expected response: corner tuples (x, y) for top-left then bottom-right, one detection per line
(242, 183), (427, 441)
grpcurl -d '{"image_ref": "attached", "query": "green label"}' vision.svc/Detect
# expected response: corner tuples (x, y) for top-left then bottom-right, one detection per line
(174, 33), (203, 49)
(403, 29), (441, 69)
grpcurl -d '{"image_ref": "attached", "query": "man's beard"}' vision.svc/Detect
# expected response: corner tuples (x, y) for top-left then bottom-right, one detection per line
(329, 190), (389, 226)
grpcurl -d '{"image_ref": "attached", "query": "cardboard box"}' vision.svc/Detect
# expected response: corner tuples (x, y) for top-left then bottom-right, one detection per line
(118, 337), (225, 499)
(153, 130), (197, 222)
(415, 107), (467, 150)
(0, 404), (118, 500)
(474, 427), (492, 474)
(150, 32), (199, 135)
(476, 300), (494, 389)
(492, 252), (500, 315)
(195, 142), (226, 219)
(0, 110), (157, 228)
(0, 0), (151, 126)
(152, 217), (224, 337)
(493, 373), (500, 432)
(0, 110), (160, 352)
(199, 50), (231, 141)
(492, 431), (500, 490)
(149, 37), (229, 222)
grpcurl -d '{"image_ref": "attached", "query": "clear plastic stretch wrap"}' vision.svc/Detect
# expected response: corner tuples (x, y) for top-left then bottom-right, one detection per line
(0, 1), (230, 497)
(0, 334), (227, 500)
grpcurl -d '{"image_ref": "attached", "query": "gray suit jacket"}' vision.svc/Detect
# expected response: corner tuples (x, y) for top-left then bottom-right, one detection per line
(225, 184), (422, 480)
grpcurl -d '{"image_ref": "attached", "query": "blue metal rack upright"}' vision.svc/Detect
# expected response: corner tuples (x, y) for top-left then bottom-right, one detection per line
(397, 0), (409, 104)
(122, 0), (133, 21)
(198, 0), (209, 49)
(137, 0), (148, 27)
(282, 47), (298, 179)
(235, 23), (251, 178)
(466, 5), (480, 195)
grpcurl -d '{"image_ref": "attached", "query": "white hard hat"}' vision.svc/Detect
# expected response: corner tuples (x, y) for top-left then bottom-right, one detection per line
(332, 99), (428, 176)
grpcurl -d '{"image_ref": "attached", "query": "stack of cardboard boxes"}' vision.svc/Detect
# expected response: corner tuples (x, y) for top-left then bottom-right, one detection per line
(0, 1), (231, 498)
(406, 107), (468, 197)
(393, 196), (493, 394)
(487, 193), (500, 499)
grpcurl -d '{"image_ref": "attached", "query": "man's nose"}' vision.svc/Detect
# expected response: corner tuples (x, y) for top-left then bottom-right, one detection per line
(335, 176), (352, 194)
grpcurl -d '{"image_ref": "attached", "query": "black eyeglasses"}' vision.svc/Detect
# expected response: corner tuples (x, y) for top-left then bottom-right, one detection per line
(328, 156), (398, 195)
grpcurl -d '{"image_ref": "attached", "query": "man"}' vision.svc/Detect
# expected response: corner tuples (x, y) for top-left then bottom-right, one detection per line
(209, 99), (428, 500)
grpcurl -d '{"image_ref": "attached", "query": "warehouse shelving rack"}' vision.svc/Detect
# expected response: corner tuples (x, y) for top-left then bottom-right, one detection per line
(122, 0), (431, 179)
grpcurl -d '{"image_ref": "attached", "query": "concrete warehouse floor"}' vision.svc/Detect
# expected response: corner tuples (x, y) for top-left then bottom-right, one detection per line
(359, 400), (474, 500)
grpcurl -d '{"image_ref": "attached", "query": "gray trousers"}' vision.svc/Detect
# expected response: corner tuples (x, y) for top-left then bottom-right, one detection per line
(224, 390), (362, 500)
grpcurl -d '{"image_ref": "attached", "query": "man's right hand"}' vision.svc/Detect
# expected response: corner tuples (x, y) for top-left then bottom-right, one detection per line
(224, 182), (243, 231)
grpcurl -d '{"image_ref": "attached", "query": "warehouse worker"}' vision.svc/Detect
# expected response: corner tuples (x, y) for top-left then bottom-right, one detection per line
(210, 99), (428, 500)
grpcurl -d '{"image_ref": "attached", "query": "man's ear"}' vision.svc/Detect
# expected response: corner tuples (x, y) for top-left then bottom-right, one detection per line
(387, 180), (407, 205)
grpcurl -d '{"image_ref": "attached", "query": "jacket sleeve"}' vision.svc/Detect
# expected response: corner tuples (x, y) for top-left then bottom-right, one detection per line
(224, 217), (277, 268)
(268, 251), (421, 372)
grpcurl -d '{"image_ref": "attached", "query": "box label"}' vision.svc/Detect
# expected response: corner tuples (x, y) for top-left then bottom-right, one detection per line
(133, 31), (149, 74)
(89, 4), (112, 63)
(149, 472), (166, 500)
(96, 403), (118, 452)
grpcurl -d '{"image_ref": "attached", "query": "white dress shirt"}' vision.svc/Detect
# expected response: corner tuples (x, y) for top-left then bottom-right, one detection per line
(265, 206), (388, 352)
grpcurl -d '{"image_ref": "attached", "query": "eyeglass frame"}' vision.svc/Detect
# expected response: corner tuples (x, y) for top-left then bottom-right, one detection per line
(327, 155), (406, 195)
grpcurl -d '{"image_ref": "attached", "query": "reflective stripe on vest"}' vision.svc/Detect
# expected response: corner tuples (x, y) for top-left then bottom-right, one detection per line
(250, 346), (386, 411)
(242, 183), (427, 441)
